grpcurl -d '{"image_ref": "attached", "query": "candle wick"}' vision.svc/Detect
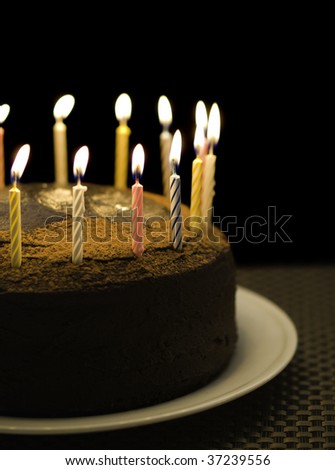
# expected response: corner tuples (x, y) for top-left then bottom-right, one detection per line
(171, 160), (177, 175)
(210, 141), (214, 155)
(76, 170), (82, 185)
(11, 172), (18, 187)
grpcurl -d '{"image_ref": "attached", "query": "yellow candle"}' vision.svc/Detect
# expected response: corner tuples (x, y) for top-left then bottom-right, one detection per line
(190, 156), (203, 222)
(114, 93), (132, 189)
(9, 144), (30, 268)
(0, 104), (10, 189)
(201, 103), (221, 221)
(190, 126), (204, 226)
(53, 94), (75, 185)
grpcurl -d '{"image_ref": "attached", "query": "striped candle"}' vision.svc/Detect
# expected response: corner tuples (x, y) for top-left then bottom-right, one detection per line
(72, 146), (89, 265)
(169, 130), (182, 251)
(9, 144), (30, 268)
(131, 144), (145, 257)
(9, 185), (21, 268)
(190, 126), (204, 226)
(190, 156), (203, 222)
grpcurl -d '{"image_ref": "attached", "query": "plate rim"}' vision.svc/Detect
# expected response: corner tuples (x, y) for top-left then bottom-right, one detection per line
(0, 285), (298, 435)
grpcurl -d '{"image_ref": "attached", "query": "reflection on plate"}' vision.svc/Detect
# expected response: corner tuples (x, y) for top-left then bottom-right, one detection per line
(0, 286), (298, 435)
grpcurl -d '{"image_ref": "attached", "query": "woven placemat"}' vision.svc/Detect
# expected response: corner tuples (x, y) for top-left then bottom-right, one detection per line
(1, 264), (334, 449)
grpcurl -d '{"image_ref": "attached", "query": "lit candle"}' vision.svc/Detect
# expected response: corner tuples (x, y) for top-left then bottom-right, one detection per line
(131, 143), (145, 257)
(9, 144), (30, 268)
(0, 104), (10, 189)
(158, 95), (173, 198)
(72, 146), (89, 265)
(195, 100), (209, 159)
(190, 126), (204, 227)
(202, 103), (221, 222)
(114, 93), (132, 189)
(169, 129), (182, 251)
(53, 94), (75, 185)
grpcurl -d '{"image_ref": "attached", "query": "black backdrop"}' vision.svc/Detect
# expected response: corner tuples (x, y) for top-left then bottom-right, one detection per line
(0, 11), (330, 265)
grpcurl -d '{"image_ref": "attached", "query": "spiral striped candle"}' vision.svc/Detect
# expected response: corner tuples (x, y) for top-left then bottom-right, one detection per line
(190, 156), (203, 226)
(170, 174), (182, 251)
(131, 143), (145, 257)
(72, 146), (89, 265)
(9, 184), (21, 268)
(72, 182), (87, 265)
(201, 153), (216, 220)
(169, 129), (182, 251)
(9, 144), (30, 268)
(132, 182), (144, 257)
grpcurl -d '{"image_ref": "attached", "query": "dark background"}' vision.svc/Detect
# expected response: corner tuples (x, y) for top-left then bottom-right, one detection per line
(0, 9), (330, 265)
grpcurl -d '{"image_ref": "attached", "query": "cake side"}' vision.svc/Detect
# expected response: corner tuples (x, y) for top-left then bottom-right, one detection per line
(0, 183), (237, 418)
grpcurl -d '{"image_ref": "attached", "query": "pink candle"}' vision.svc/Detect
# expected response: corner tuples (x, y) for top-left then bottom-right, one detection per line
(131, 144), (145, 257)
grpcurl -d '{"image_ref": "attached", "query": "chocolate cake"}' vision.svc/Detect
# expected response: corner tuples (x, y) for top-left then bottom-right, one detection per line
(0, 183), (237, 418)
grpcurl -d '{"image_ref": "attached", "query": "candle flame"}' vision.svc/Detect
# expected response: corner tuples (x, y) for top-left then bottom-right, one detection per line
(53, 94), (75, 120)
(207, 103), (221, 144)
(158, 95), (172, 126)
(193, 125), (205, 153)
(169, 129), (182, 167)
(115, 93), (132, 121)
(131, 144), (145, 177)
(73, 145), (89, 179)
(195, 100), (207, 129)
(0, 104), (10, 124)
(11, 144), (30, 180)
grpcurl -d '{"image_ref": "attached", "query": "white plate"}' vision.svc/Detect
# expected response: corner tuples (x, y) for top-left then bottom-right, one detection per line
(0, 286), (298, 435)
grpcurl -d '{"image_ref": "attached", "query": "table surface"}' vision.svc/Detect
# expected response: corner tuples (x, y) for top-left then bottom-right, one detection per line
(1, 264), (334, 450)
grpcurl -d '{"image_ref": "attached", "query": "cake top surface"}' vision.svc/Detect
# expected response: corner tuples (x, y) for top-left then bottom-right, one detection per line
(0, 183), (231, 294)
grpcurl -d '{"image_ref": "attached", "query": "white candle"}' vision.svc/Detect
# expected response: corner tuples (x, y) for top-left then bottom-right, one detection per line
(115, 93), (132, 189)
(0, 104), (10, 189)
(72, 146), (89, 265)
(158, 95), (173, 198)
(201, 103), (221, 222)
(169, 129), (182, 251)
(9, 144), (30, 268)
(131, 144), (145, 257)
(53, 94), (75, 185)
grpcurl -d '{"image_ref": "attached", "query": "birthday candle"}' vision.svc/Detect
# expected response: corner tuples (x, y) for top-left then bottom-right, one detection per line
(114, 93), (132, 189)
(158, 95), (173, 198)
(169, 130), (182, 251)
(131, 144), (145, 257)
(0, 104), (10, 189)
(202, 103), (221, 221)
(72, 146), (89, 265)
(9, 144), (30, 268)
(195, 100), (209, 160)
(53, 94), (75, 185)
(190, 126), (204, 226)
